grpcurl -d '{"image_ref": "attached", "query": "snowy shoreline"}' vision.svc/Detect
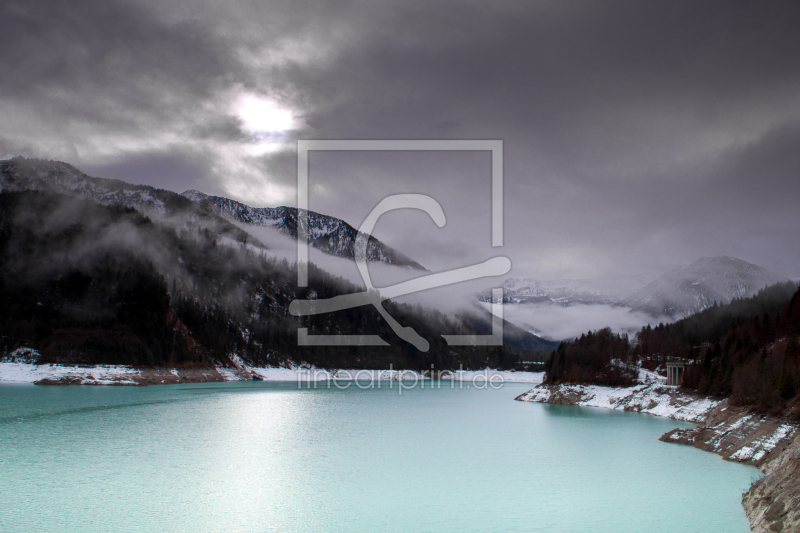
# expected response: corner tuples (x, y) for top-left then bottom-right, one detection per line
(515, 377), (720, 423)
(515, 370), (797, 464)
(0, 360), (544, 386)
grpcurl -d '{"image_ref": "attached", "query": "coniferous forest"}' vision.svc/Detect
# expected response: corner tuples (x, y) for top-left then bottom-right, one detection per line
(544, 281), (800, 411)
(0, 190), (549, 370)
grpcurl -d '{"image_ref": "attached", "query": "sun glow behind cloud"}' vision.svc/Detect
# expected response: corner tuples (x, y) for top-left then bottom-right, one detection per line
(184, 89), (303, 206)
(234, 93), (296, 134)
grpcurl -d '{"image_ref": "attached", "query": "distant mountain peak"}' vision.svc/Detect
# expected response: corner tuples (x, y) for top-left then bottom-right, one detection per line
(180, 189), (209, 203)
(620, 256), (788, 317)
(687, 256), (757, 269)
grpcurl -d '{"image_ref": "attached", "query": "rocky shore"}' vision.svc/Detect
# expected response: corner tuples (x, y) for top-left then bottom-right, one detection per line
(516, 380), (800, 532)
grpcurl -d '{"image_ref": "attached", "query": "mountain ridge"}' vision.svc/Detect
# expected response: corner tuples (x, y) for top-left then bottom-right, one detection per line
(179, 189), (426, 270)
(620, 255), (789, 317)
(0, 189), (545, 370)
(0, 156), (423, 269)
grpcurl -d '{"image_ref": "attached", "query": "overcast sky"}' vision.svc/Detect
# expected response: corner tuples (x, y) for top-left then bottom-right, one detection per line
(2, 0), (799, 281)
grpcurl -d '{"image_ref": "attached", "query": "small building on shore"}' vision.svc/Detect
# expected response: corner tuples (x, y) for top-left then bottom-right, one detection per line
(666, 362), (686, 387)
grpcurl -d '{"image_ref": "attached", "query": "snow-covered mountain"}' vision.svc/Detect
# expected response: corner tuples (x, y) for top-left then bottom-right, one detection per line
(0, 157), (170, 216)
(480, 274), (652, 306)
(1, 189), (545, 367)
(1, 157), (423, 269)
(0, 156), (266, 252)
(619, 256), (790, 317)
(479, 258), (791, 340)
(180, 190), (425, 270)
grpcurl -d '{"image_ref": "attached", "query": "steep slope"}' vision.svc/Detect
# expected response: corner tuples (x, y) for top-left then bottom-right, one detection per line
(181, 190), (426, 270)
(544, 280), (800, 408)
(1, 156), (423, 268)
(0, 156), (261, 248)
(621, 256), (789, 317)
(0, 157), (171, 215)
(0, 190), (538, 369)
(456, 307), (559, 352)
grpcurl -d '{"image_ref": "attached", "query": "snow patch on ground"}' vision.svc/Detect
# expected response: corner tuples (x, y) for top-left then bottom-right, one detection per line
(215, 366), (248, 381)
(518, 376), (799, 468)
(0, 347), (42, 364)
(517, 380), (721, 423)
(0, 362), (142, 385)
(720, 422), (796, 462)
(1, 361), (543, 385)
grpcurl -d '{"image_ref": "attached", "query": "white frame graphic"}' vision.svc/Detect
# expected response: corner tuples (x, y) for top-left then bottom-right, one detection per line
(295, 139), (504, 348)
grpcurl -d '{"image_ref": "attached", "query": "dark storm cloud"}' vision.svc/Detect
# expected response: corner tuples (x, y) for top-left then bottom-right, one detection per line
(81, 150), (218, 194)
(287, 0), (800, 142)
(0, 136), (33, 158)
(0, 0), (232, 120)
(691, 120), (800, 268)
(712, 122), (800, 213)
(1, 0), (799, 279)
(270, 0), (800, 277)
(190, 116), (250, 143)
(0, 0), (250, 197)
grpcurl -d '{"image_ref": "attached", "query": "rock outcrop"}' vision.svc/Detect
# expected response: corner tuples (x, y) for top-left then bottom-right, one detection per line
(742, 434), (800, 533)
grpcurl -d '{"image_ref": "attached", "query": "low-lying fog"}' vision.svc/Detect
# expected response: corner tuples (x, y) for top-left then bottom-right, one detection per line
(481, 301), (664, 342)
(240, 223), (668, 342)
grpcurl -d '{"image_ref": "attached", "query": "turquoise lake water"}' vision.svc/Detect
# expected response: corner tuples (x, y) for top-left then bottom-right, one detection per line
(0, 381), (757, 532)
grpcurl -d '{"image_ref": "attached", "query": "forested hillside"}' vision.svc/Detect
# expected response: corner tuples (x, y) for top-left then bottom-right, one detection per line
(544, 328), (637, 386)
(0, 190), (537, 370)
(1, 157), (425, 269)
(544, 281), (800, 411)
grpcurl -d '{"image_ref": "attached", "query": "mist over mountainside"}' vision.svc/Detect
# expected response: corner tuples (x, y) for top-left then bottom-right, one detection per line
(180, 190), (425, 270)
(0, 156), (553, 360)
(2, 157), (180, 217)
(621, 256), (790, 318)
(477, 275), (654, 341)
(545, 281), (800, 411)
(0, 190), (546, 368)
(0, 156), (264, 248)
(2, 157), (789, 353)
(0, 157), (421, 269)
(479, 257), (790, 341)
